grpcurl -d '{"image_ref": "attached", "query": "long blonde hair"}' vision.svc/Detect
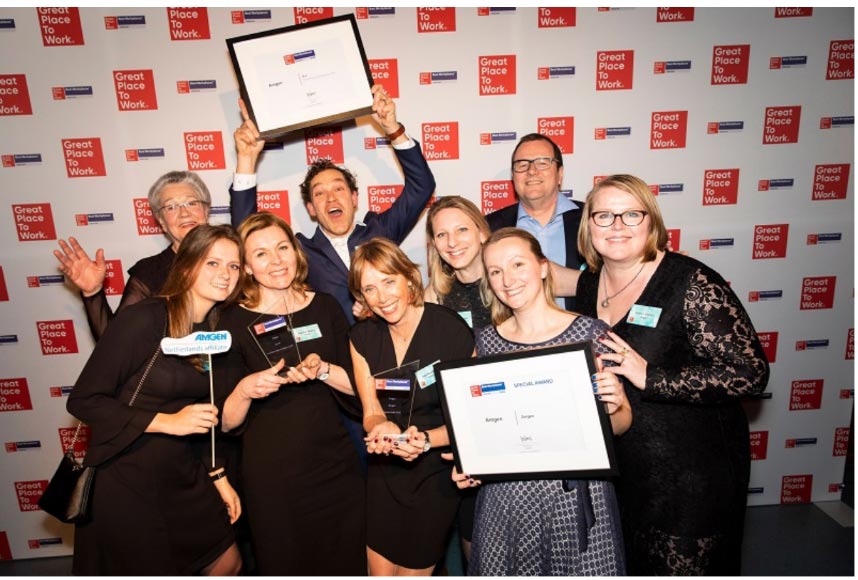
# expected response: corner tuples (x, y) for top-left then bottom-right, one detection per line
(425, 196), (492, 301)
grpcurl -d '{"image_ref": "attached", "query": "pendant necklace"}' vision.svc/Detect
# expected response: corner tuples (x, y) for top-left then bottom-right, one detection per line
(601, 262), (646, 308)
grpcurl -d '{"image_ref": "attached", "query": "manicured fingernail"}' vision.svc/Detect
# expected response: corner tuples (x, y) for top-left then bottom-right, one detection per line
(591, 374), (597, 380)
(468, 478), (475, 485)
(597, 395), (603, 400)
(592, 383), (599, 393)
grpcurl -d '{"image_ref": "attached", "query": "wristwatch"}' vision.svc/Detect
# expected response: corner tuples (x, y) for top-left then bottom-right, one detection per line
(317, 361), (331, 381)
(421, 431), (432, 453)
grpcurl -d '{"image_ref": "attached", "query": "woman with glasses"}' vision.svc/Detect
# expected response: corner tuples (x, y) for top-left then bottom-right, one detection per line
(575, 174), (769, 575)
(349, 237), (475, 576)
(214, 213), (365, 575)
(54, 170), (252, 339)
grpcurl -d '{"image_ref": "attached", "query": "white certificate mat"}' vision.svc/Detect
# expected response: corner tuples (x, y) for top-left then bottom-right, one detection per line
(226, 14), (374, 139)
(436, 342), (618, 482)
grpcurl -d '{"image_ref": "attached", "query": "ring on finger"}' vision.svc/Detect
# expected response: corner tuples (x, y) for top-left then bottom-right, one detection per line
(620, 347), (630, 356)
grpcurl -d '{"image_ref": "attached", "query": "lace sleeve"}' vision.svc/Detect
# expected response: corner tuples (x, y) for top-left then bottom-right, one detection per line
(116, 276), (153, 313)
(643, 268), (770, 404)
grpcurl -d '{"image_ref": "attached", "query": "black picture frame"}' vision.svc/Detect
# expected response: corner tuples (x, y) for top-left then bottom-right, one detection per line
(435, 342), (619, 483)
(226, 14), (374, 140)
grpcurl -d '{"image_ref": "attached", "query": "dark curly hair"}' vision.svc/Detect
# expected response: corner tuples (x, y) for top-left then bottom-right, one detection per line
(299, 159), (358, 205)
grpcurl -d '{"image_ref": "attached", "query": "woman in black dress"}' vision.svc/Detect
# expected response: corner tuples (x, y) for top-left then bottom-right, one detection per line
(349, 237), (475, 575)
(216, 212), (365, 575)
(575, 174), (770, 574)
(67, 224), (244, 575)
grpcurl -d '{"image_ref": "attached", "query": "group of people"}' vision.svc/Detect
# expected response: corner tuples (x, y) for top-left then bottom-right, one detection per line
(57, 86), (770, 576)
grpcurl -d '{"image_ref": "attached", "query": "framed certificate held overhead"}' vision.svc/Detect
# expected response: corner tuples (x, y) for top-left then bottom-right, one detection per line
(226, 14), (374, 140)
(435, 342), (618, 483)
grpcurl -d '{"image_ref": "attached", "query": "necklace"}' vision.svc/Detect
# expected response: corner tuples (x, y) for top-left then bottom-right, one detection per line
(601, 263), (646, 308)
(389, 307), (421, 346)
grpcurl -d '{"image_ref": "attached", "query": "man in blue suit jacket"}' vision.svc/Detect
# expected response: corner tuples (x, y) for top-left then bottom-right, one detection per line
(230, 85), (435, 324)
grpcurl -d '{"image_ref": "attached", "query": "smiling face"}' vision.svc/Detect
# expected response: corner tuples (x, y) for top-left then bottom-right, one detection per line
(189, 238), (241, 319)
(359, 262), (414, 326)
(510, 139), (564, 210)
(483, 236), (549, 313)
(588, 185), (650, 265)
(156, 183), (209, 248)
(430, 207), (487, 274)
(244, 225), (298, 291)
(305, 168), (359, 238)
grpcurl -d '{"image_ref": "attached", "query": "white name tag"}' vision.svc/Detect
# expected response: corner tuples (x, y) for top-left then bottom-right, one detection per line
(415, 361), (440, 389)
(627, 304), (662, 328)
(292, 323), (322, 342)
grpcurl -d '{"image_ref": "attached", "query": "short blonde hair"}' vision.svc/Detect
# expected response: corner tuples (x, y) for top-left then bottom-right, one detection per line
(578, 174), (668, 272)
(349, 237), (424, 319)
(481, 228), (563, 326)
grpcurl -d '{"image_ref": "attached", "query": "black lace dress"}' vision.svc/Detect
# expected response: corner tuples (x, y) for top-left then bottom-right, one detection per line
(576, 252), (769, 575)
(437, 277), (492, 331)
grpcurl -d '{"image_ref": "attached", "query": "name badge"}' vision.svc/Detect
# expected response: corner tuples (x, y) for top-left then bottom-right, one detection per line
(627, 304), (662, 328)
(457, 310), (473, 329)
(292, 323), (322, 342)
(415, 361), (439, 389)
(375, 378), (411, 391)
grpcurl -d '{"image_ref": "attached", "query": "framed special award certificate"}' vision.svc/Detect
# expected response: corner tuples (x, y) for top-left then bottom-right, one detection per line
(436, 342), (618, 482)
(226, 14), (374, 140)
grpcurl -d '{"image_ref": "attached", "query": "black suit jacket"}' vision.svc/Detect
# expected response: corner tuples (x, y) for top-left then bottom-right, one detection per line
(485, 201), (583, 311)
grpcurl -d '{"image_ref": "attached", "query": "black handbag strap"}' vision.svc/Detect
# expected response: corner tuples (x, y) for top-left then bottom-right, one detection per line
(128, 319), (167, 407)
(128, 344), (161, 407)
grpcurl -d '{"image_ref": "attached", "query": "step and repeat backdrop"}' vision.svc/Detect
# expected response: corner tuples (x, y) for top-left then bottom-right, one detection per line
(0, 6), (853, 560)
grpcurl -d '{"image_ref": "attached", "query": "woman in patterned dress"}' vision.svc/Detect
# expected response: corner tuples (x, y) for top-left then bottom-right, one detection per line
(452, 227), (631, 576)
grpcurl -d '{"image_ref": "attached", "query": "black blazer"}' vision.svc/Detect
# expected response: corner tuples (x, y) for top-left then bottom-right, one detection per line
(486, 202), (583, 311)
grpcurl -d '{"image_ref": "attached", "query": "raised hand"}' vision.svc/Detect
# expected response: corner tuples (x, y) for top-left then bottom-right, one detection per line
(53, 237), (106, 296)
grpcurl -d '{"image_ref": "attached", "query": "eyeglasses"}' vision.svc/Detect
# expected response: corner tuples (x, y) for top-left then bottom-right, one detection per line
(159, 199), (208, 215)
(590, 210), (648, 227)
(511, 157), (557, 173)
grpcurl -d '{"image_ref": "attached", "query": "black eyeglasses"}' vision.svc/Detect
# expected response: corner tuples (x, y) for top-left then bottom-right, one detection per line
(590, 210), (648, 227)
(511, 157), (558, 173)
